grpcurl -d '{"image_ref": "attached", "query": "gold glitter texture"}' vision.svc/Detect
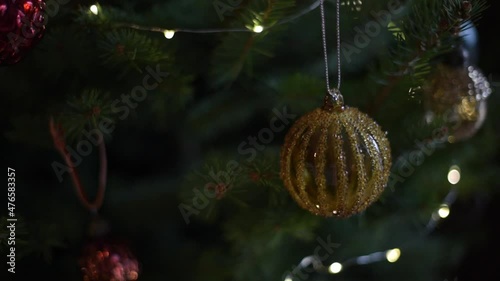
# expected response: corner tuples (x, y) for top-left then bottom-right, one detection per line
(424, 64), (492, 142)
(280, 95), (392, 218)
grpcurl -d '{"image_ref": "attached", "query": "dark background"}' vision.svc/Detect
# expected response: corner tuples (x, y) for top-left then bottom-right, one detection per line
(451, 1), (500, 278)
(454, 196), (500, 280)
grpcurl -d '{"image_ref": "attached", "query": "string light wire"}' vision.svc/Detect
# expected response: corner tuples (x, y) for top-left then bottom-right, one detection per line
(112, 0), (322, 35)
(283, 169), (460, 280)
(98, 0), (344, 95)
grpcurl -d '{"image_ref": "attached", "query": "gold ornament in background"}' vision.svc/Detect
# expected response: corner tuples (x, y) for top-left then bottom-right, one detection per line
(280, 93), (392, 218)
(424, 64), (492, 142)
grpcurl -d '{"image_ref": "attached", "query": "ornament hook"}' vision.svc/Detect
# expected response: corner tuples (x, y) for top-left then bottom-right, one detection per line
(324, 88), (344, 111)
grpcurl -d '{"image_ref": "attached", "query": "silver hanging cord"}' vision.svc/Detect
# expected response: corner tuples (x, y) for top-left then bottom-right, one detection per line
(336, 0), (341, 90)
(319, 0), (342, 97)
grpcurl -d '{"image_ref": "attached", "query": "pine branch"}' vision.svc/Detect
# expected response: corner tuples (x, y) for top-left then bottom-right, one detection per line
(57, 89), (115, 142)
(210, 0), (295, 85)
(273, 73), (325, 113)
(98, 29), (170, 77)
(370, 0), (486, 113)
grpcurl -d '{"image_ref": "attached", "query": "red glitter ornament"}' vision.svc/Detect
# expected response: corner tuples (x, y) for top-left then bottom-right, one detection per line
(80, 239), (140, 281)
(0, 0), (46, 65)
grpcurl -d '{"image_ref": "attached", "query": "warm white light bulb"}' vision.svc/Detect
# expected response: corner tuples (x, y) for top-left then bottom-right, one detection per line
(253, 25), (264, 33)
(438, 204), (450, 219)
(90, 5), (99, 15)
(386, 248), (401, 263)
(447, 166), (461, 184)
(328, 262), (342, 274)
(164, 30), (175, 39)
(284, 277), (292, 281)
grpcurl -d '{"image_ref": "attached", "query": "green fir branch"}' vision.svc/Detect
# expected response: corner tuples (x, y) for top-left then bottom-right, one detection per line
(184, 85), (265, 141)
(210, 0), (295, 85)
(273, 73), (325, 114)
(369, 0), (486, 114)
(98, 29), (170, 77)
(179, 151), (251, 223)
(58, 89), (115, 142)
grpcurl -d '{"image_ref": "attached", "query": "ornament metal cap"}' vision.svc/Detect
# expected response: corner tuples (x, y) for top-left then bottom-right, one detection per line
(323, 88), (344, 111)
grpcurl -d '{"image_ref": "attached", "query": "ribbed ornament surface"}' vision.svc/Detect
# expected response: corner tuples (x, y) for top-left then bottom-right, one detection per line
(280, 97), (391, 218)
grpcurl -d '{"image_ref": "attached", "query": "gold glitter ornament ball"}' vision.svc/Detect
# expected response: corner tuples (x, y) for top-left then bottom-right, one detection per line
(280, 94), (392, 218)
(424, 64), (492, 142)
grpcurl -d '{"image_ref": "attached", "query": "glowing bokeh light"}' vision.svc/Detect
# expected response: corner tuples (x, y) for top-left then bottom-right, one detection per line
(328, 262), (342, 274)
(90, 5), (98, 15)
(253, 25), (264, 33)
(164, 30), (175, 39)
(386, 248), (401, 263)
(447, 166), (461, 184)
(438, 204), (450, 218)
